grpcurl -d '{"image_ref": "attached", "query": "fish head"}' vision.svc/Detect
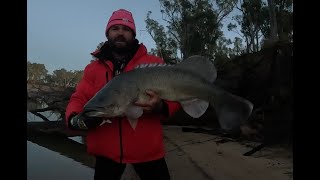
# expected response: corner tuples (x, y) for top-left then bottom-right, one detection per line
(82, 90), (127, 118)
(82, 80), (140, 119)
(82, 102), (123, 118)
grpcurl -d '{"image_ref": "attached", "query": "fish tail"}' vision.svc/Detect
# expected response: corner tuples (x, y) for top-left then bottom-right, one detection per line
(209, 87), (254, 133)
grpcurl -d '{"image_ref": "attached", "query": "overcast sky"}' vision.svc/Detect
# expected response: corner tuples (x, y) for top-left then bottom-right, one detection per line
(27, 0), (238, 74)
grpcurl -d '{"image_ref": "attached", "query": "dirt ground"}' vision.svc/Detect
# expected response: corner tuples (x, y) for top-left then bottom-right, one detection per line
(120, 126), (293, 180)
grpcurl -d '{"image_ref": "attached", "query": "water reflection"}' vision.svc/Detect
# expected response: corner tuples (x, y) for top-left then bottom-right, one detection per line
(27, 111), (60, 122)
(27, 141), (94, 180)
(27, 100), (60, 122)
(27, 102), (93, 180)
(68, 136), (85, 144)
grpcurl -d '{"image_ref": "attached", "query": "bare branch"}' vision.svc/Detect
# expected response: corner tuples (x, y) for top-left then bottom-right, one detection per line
(29, 111), (51, 122)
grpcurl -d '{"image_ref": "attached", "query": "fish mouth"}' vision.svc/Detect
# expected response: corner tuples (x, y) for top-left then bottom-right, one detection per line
(83, 107), (106, 117)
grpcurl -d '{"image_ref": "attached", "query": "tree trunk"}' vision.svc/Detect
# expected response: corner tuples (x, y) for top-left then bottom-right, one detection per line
(267, 0), (279, 42)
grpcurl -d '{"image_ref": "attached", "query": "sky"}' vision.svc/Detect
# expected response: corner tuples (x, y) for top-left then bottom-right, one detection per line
(27, 0), (238, 74)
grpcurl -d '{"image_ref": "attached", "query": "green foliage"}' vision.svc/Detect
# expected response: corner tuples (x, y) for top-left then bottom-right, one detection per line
(145, 11), (178, 64)
(51, 68), (84, 87)
(274, 0), (293, 41)
(146, 0), (237, 60)
(233, 37), (244, 55)
(227, 0), (293, 53)
(27, 60), (83, 87)
(27, 61), (48, 83)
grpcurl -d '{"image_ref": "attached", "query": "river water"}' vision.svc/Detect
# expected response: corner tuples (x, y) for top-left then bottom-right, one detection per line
(27, 111), (94, 180)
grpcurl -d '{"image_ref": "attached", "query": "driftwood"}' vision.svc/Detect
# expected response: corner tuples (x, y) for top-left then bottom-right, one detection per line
(27, 121), (87, 137)
(27, 121), (142, 179)
(27, 84), (75, 121)
(243, 143), (266, 156)
(27, 122), (94, 168)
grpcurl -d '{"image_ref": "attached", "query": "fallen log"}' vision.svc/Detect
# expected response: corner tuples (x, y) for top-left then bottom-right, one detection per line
(27, 121), (87, 137)
(27, 123), (94, 168)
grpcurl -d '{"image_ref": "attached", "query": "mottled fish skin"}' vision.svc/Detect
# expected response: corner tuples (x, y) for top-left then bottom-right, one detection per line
(83, 55), (254, 132)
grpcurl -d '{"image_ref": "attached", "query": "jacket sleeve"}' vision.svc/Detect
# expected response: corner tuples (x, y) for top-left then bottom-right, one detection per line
(65, 63), (97, 128)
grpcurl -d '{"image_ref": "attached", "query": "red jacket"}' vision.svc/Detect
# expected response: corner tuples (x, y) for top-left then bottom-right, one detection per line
(65, 44), (181, 163)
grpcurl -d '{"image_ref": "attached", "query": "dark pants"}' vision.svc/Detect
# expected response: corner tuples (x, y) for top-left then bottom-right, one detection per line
(94, 156), (171, 180)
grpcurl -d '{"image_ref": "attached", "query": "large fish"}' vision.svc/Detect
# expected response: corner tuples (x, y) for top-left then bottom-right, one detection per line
(82, 55), (254, 132)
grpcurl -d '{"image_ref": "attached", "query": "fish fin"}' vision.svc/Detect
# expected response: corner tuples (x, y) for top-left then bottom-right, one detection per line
(176, 55), (217, 83)
(180, 99), (209, 118)
(127, 118), (139, 129)
(210, 87), (254, 133)
(125, 105), (143, 119)
(125, 105), (143, 129)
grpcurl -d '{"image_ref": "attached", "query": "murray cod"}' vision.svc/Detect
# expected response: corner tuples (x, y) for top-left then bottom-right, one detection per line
(82, 55), (254, 132)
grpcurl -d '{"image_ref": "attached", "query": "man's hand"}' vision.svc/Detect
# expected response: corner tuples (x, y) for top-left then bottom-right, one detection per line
(69, 112), (106, 130)
(134, 90), (165, 113)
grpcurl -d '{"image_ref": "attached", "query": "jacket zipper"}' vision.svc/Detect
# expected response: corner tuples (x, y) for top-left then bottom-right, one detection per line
(105, 62), (125, 163)
(106, 70), (124, 163)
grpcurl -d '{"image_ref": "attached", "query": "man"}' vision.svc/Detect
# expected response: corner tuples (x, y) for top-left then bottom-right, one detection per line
(65, 9), (181, 180)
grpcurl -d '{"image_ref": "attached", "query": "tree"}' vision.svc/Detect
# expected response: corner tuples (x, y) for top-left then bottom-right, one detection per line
(27, 61), (48, 84)
(274, 0), (293, 42)
(267, 0), (278, 42)
(233, 37), (244, 55)
(227, 0), (292, 52)
(146, 0), (237, 61)
(145, 11), (178, 64)
(71, 70), (84, 86)
(51, 68), (82, 87)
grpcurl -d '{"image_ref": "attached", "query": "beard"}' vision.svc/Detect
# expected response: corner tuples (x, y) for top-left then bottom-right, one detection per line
(108, 36), (135, 53)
